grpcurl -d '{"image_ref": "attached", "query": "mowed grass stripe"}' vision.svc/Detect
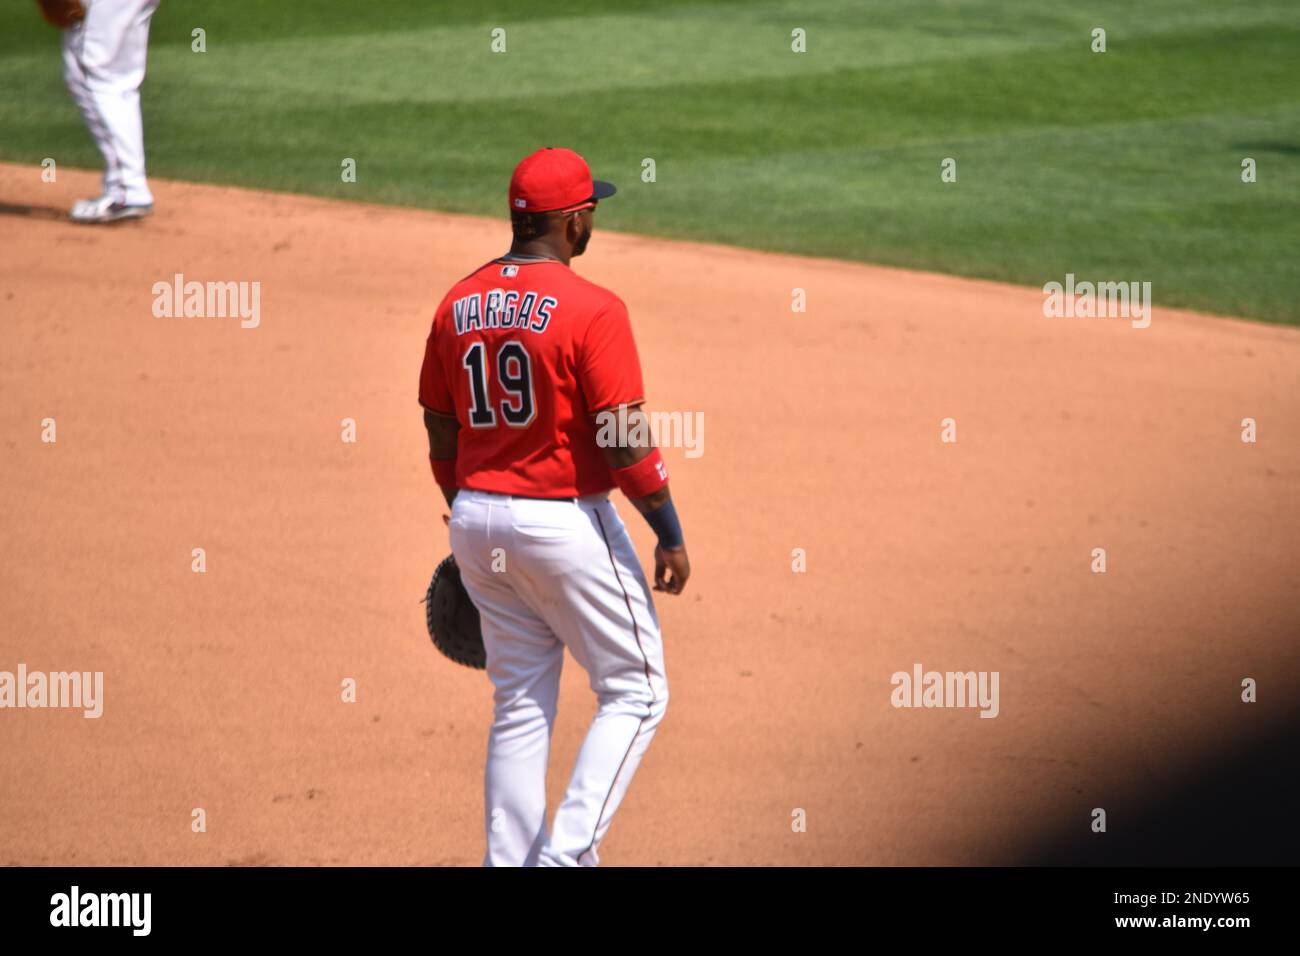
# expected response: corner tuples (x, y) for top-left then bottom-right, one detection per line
(116, 24), (1298, 183)
(1, 0), (1295, 321)
(0, 0), (754, 56)
(10, 1), (1296, 106)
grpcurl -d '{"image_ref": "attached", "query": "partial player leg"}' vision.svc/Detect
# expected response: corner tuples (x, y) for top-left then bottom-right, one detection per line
(61, 21), (118, 195)
(449, 491), (563, 867)
(78, 0), (159, 207)
(507, 495), (669, 867)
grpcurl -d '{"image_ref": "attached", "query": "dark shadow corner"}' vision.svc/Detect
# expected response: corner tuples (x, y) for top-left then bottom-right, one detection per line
(1016, 705), (1300, 866)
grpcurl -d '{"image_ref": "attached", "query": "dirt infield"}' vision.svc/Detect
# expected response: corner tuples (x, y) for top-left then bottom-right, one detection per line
(2, 162), (1298, 866)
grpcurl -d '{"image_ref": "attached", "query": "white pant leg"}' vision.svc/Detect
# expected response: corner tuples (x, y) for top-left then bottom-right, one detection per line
(506, 495), (669, 867)
(451, 490), (669, 868)
(63, 0), (159, 205)
(61, 27), (117, 188)
(450, 492), (564, 868)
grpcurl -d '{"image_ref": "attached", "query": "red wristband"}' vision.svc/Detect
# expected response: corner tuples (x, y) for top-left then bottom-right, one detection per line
(430, 455), (457, 488)
(611, 447), (669, 499)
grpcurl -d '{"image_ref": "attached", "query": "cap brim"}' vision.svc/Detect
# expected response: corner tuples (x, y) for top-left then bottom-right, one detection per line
(589, 180), (617, 202)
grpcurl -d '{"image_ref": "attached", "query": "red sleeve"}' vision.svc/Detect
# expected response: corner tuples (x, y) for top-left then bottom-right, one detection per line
(577, 297), (645, 412)
(418, 308), (455, 415)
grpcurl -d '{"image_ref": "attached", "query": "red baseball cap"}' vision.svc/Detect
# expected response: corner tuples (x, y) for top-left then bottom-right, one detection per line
(508, 147), (616, 213)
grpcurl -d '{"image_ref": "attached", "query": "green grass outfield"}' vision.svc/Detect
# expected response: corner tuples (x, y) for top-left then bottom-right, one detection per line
(3, 0), (1298, 323)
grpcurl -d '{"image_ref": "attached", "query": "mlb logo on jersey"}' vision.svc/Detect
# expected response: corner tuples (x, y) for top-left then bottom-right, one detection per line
(501, 265), (519, 278)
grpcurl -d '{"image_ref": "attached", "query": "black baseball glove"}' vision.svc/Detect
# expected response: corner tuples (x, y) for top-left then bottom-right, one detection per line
(424, 554), (485, 669)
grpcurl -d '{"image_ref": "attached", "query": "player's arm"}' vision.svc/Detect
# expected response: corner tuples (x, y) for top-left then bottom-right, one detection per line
(593, 403), (690, 595)
(579, 298), (689, 594)
(419, 303), (460, 509)
(424, 408), (460, 508)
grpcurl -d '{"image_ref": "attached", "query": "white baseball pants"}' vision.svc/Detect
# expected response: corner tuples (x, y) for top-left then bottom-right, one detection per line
(61, 0), (160, 207)
(449, 489), (669, 867)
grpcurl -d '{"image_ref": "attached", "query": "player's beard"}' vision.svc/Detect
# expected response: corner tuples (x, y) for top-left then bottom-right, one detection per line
(572, 224), (593, 257)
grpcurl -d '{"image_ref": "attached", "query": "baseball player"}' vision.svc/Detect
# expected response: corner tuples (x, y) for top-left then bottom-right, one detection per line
(44, 0), (160, 223)
(419, 147), (690, 867)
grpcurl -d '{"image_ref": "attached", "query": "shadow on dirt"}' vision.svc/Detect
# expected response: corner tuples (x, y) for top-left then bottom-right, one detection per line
(1016, 705), (1300, 865)
(0, 201), (67, 221)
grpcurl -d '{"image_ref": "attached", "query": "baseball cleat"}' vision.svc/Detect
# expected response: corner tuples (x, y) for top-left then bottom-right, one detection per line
(69, 196), (153, 224)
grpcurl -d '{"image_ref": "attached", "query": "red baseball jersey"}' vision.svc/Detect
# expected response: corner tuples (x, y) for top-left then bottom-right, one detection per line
(419, 258), (645, 497)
